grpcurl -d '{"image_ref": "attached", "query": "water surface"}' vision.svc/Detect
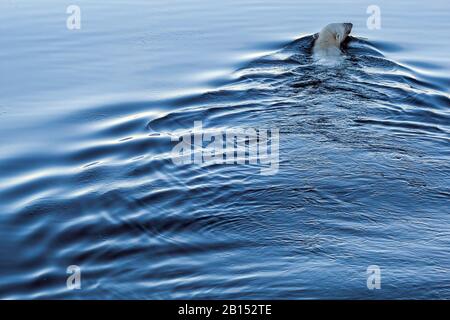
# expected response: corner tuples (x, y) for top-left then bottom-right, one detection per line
(0, 0), (449, 299)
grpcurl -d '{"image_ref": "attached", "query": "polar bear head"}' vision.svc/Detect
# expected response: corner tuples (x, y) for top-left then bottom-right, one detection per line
(313, 23), (353, 55)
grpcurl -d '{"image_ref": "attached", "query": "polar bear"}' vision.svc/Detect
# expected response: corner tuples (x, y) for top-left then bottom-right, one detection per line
(312, 23), (353, 58)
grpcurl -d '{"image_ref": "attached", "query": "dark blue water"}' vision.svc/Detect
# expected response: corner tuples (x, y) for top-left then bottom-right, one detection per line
(0, 0), (449, 299)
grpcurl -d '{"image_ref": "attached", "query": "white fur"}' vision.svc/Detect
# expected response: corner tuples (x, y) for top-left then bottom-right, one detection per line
(312, 23), (353, 60)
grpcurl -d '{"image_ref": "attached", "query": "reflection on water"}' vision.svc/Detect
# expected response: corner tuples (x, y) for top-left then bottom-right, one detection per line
(0, 0), (449, 299)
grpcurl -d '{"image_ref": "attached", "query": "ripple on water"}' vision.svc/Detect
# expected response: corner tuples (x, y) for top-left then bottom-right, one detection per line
(1, 35), (450, 299)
